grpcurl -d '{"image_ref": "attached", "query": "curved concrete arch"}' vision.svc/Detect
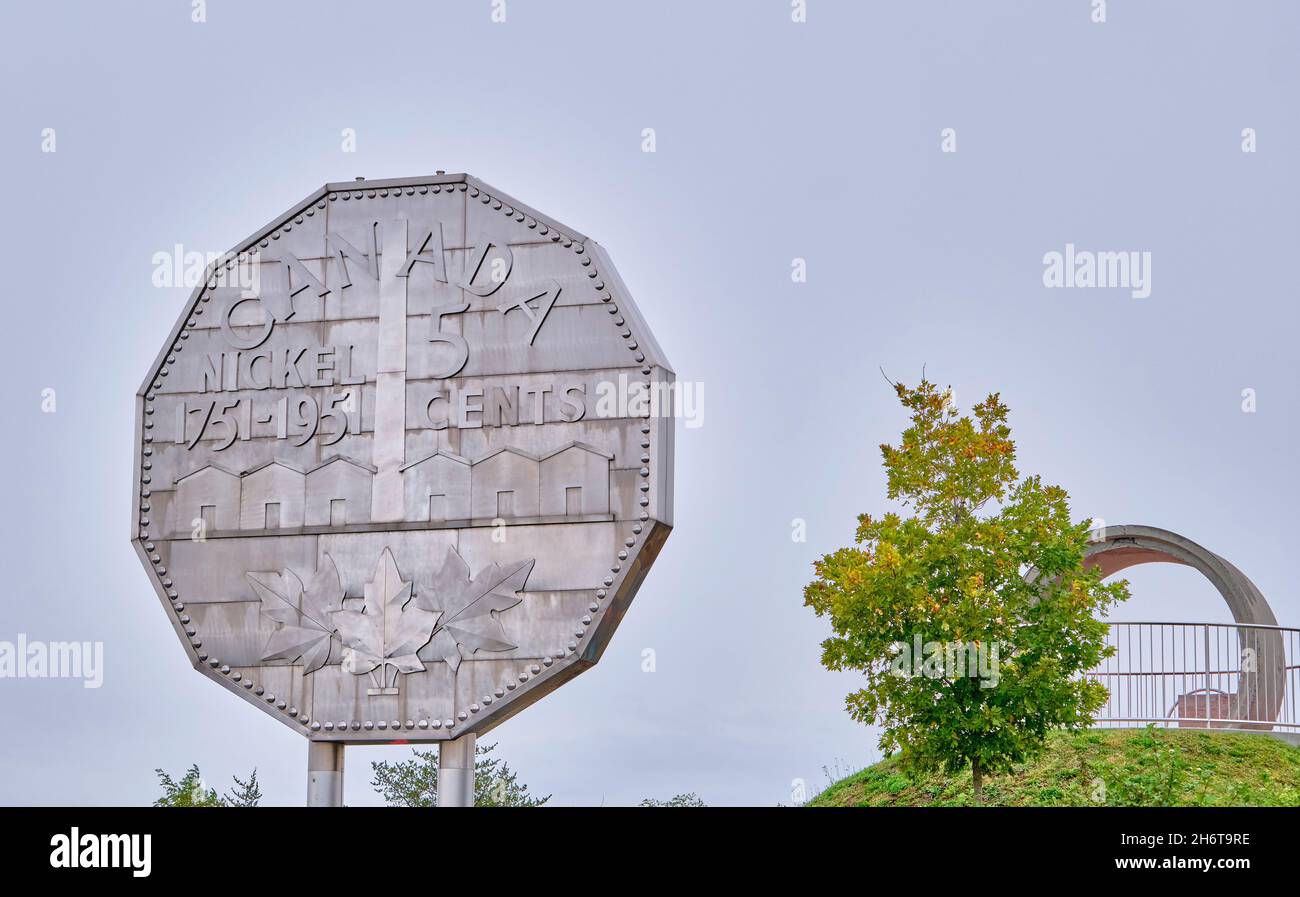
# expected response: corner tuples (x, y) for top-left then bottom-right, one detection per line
(1084, 524), (1283, 728)
(1084, 524), (1278, 627)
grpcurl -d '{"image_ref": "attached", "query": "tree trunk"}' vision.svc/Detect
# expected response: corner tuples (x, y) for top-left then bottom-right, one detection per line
(971, 758), (983, 805)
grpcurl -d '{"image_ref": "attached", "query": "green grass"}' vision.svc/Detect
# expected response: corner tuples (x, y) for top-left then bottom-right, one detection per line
(807, 727), (1300, 807)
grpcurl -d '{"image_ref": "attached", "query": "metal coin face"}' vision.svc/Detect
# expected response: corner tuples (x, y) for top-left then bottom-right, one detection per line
(132, 174), (673, 743)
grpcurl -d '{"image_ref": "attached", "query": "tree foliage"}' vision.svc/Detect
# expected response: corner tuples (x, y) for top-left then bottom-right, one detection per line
(803, 379), (1128, 801)
(154, 765), (262, 807)
(370, 742), (549, 807)
(638, 793), (706, 807)
(153, 765), (226, 807)
(225, 769), (263, 807)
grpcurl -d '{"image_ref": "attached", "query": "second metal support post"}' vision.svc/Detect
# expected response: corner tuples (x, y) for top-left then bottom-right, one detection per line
(437, 733), (476, 807)
(306, 742), (345, 807)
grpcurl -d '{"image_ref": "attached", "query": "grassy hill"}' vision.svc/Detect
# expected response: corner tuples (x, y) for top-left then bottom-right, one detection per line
(808, 726), (1300, 807)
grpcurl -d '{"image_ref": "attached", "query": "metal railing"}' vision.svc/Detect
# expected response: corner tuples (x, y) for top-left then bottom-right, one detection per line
(1087, 621), (1300, 733)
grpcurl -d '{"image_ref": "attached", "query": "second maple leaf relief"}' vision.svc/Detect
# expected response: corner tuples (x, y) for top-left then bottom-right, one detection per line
(246, 546), (534, 696)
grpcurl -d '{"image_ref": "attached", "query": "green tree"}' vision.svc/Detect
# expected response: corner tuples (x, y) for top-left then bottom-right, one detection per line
(154, 765), (263, 807)
(803, 379), (1128, 803)
(225, 769), (262, 807)
(638, 793), (706, 807)
(370, 742), (549, 807)
(153, 765), (224, 807)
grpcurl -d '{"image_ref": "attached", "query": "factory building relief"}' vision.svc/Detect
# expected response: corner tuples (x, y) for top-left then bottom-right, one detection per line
(169, 442), (613, 535)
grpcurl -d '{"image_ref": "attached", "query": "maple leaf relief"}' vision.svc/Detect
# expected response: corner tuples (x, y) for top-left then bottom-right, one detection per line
(247, 554), (344, 675)
(246, 546), (533, 691)
(331, 548), (439, 692)
(416, 546), (535, 673)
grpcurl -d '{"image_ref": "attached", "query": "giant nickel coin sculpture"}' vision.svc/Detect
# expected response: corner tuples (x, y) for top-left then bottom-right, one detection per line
(132, 174), (673, 804)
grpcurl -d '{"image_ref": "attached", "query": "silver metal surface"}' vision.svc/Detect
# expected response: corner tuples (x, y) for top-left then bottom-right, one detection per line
(436, 733), (476, 807)
(132, 174), (674, 753)
(306, 741), (344, 807)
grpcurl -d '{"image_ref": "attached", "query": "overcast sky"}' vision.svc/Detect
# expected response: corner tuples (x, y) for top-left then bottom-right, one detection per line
(1, 0), (1296, 806)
